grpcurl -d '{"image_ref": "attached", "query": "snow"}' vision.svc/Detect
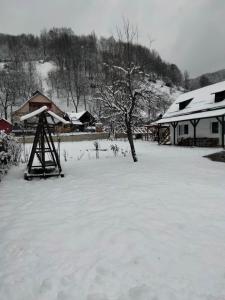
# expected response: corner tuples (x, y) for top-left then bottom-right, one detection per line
(156, 107), (225, 124)
(164, 80), (225, 118)
(20, 106), (69, 124)
(0, 62), (5, 70)
(36, 61), (57, 91)
(67, 111), (87, 120)
(1, 141), (225, 299)
(47, 110), (70, 124)
(71, 120), (83, 125)
(20, 106), (48, 121)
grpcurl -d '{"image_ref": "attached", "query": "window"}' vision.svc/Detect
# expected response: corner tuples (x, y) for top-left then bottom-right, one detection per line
(211, 122), (219, 134)
(178, 124), (189, 135)
(184, 124), (189, 134)
(179, 98), (193, 110)
(215, 91), (225, 103)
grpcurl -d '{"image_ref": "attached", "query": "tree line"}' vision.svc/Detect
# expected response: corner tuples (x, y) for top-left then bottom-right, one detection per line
(0, 28), (184, 87)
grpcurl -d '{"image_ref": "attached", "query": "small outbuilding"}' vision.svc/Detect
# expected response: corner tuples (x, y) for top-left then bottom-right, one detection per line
(156, 81), (225, 147)
(66, 110), (95, 131)
(0, 118), (12, 134)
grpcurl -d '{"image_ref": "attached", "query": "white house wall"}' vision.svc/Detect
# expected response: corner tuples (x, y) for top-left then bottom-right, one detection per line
(170, 117), (223, 145)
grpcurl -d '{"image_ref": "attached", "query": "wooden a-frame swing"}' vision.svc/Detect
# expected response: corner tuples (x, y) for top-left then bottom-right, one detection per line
(21, 106), (69, 180)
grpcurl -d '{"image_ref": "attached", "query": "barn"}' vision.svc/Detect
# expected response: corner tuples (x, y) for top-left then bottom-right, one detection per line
(0, 118), (12, 134)
(156, 81), (225, 147)
(13, 90), (65, 124)
(66, 110), (95, 131)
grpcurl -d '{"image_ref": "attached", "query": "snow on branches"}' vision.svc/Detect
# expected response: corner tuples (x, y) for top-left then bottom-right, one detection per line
(0, 131), (22, 181)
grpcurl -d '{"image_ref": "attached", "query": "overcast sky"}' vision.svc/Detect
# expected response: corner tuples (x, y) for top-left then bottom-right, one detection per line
(0, 0), (224, 77)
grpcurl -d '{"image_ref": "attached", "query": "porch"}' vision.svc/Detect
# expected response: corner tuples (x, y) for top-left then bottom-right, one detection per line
(156, 108), (225, 148)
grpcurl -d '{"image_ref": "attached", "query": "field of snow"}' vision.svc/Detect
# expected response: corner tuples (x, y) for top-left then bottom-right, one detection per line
(1, 140), (225, 300)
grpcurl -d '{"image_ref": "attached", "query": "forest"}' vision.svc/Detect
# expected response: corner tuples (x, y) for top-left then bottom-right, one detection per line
(0, 27), (184, 121)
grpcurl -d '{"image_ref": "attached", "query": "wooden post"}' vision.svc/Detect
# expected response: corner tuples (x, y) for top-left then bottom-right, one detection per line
(171, 122), (178, 145)
(222, 116), (224, 148)
(41, 114), (45, 173)
(216, 116), (224, 148)
(173, 124), (176, 145)
(157, 124), (161, 144)
(190, 119), (200, 146)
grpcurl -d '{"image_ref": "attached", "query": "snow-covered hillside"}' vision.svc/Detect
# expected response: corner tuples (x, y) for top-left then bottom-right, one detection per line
(35, 61), (88, 113)
(35, 61), (183, 115)
(1, 141), (225, 300)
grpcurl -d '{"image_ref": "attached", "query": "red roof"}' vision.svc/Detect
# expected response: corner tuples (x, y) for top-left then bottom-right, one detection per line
(0, 118), (12, 134)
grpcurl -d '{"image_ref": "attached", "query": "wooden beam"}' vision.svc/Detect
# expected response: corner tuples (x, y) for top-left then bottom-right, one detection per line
(171, 122), (178, 145)
(190, 119), (200, 146)
(222, 115), (224, 148)
(216, 116), (224, 148)
(157, 124), (161, 144)
(216, 116), (222, 125)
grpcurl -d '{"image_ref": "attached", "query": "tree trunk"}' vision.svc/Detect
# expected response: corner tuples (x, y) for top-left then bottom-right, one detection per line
(84, 94), (87, 110)
(126, 120), (138, 162)
(4, 107), (8, 120)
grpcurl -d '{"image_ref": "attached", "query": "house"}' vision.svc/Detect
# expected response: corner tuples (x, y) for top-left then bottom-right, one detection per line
(13, 91), (65, 124)
(66, 110), (95, 131)
(156, 81), (225, 147)
(0, 118), (12, 134)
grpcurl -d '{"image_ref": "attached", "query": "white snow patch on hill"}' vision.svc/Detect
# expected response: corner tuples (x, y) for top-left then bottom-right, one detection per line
(1, 141), (225, 300)
(36, 61), (57, 91)
(35, 61), (84, 112)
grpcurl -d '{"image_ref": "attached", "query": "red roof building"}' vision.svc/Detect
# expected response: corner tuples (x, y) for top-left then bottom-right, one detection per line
(0, 118), (12, 134)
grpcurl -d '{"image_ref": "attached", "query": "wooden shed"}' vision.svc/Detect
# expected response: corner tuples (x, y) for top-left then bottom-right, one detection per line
(66, 110), (95, 131)
(13, 91), (65, 124)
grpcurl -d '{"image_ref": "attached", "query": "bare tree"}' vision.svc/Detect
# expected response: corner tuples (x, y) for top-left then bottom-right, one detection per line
(143, 80), (172, 121)
(0, 69), (19, 119)
(95, 20), (146, 162)
(0, 62), (41, 120)
(183, 70), (190, 90)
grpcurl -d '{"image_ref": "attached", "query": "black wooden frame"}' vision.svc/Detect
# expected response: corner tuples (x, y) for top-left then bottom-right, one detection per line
(25, 111), (63, 180)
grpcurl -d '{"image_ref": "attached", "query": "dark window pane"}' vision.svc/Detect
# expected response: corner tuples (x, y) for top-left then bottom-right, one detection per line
(212, 122), (219, 134)
(179, 98), (193, 110)
(215, 91), (225, 103)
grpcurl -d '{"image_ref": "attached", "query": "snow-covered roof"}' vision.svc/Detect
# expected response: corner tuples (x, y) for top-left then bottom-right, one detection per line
(71, 120), (83, 125)
(157, 107), (225, 124)
(163, 81), (225, 119)
(67, 111), (87, 120)
(20, 106), (69, 124)
(21, 106), (48, 121)
(47, 110), (69, 124)
(0, 118), (12, 125)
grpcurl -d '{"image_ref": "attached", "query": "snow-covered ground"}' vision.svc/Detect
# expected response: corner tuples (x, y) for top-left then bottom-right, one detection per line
(1, 141), (225, 300)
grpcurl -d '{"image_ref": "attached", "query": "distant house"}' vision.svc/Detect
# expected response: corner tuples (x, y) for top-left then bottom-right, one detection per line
(156, 81), (225, 147)
(0, 118), (12, 134)
(13, 91), (65, 124)
(66, 110), (95, 131)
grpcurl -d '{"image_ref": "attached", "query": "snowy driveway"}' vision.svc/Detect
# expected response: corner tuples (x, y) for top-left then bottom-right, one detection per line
(0, 141), (225, 300)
